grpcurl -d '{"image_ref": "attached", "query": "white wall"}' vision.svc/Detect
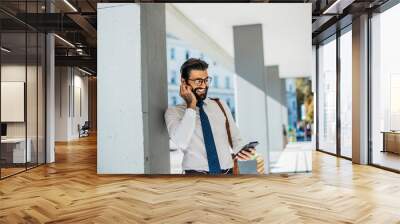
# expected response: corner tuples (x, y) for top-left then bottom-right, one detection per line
(71, 73), (89, 138)
(1, 65), (39, 138)
(55, 67), (69, 141)
(55, 67), (89, 141)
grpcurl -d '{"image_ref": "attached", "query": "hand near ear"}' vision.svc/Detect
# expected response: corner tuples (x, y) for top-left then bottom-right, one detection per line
(180, 79), (197, 109)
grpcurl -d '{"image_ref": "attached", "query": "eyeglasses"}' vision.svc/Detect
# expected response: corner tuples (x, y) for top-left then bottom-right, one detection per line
(188, 77), (213, 86)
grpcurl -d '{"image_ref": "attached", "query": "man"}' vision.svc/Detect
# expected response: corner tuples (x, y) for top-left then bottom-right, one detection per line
(165, 58), (260, 175)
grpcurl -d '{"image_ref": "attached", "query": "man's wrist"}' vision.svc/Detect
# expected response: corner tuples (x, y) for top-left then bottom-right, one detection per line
(186, 107), (196, 114)
(187, 103), (196, 109)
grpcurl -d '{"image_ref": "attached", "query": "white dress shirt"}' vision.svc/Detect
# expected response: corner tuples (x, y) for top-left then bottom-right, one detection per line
(165, 98), (244, 171)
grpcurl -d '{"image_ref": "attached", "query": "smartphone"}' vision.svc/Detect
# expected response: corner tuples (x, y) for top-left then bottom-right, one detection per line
(237, 141), (259, 155)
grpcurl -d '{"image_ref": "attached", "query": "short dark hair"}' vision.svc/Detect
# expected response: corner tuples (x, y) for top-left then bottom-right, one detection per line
(180, 58), (208, 80)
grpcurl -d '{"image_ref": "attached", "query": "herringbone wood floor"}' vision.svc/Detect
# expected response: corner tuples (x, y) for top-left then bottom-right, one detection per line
(1, 135), (400, 224)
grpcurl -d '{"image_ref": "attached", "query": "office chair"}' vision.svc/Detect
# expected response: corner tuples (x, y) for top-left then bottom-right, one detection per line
(79, 121), (90, 138)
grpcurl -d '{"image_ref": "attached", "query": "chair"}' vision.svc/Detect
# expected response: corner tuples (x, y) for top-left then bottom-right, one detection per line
(78, 121), (90, 138)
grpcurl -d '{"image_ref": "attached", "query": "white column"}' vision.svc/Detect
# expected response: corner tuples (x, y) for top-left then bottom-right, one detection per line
(46, 32), (55, 163)
(352, 14), (369, 164)
(97, 3), (169, 174)
(265, 65), (285, 153)
(97, 3), (144, 174)
(233, 24), (270, 174)
(140, 4), (170, 174)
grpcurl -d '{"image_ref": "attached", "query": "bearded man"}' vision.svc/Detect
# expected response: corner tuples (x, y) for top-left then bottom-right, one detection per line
(165, 58), (259, 175)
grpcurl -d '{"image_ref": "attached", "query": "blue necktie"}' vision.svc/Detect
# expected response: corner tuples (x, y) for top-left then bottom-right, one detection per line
(197, 100), (221, 174)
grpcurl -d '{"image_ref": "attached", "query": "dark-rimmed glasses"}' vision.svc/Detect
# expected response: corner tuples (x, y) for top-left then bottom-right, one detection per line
(188, 77), (212, 86)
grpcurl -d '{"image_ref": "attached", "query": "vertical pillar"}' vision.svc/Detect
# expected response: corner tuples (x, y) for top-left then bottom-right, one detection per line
(140, 4), (170, 174)
(98, 3), (143, 174)
(233, 24), (269, 173)
(280, 74), (288, 148)
(265, 65), (285, 153)
(312, 45), (317, 146)
(97, 3), (169, 174)
(46, 0), (55, 163)
(352, 14), (369, 164)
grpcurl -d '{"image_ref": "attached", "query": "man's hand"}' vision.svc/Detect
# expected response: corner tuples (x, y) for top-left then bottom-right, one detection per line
(235, 148), (256, 160)
(180, 81), (197, 109)
(234, 148), (265, 174)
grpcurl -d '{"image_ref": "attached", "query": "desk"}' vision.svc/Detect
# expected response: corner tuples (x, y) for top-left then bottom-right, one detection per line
(1, 138), (31, 163)
(382, 131), (400, 154)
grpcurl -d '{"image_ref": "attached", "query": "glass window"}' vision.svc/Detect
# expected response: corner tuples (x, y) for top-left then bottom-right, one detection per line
(225, 76), (231, 89)
(170, 48), (175, 60)
(0, 1), (46, 179)
(170, 70), (177, 85)
(318, 37), (337, 154)
(185, 50), (190, 60)
(213, 76), (219, 88)
(172, 96), (177, 106)
(1, 31), (28, 178)
(339, 29), (352, 158)
(371, 4), (400, 171)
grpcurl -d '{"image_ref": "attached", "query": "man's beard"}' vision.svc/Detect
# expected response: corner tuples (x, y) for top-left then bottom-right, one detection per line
(192, 86), (208, 101)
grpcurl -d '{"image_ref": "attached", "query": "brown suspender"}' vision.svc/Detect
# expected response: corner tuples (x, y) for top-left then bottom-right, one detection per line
(210, 98), (238, 174)
(210, 98), (233, 149)
(209, 98), (262, 175)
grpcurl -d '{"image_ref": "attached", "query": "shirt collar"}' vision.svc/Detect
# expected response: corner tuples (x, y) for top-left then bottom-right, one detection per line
(203, 97), (211, 105)
(188, 98), (210, 108)
(195, 98), (210, 108)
